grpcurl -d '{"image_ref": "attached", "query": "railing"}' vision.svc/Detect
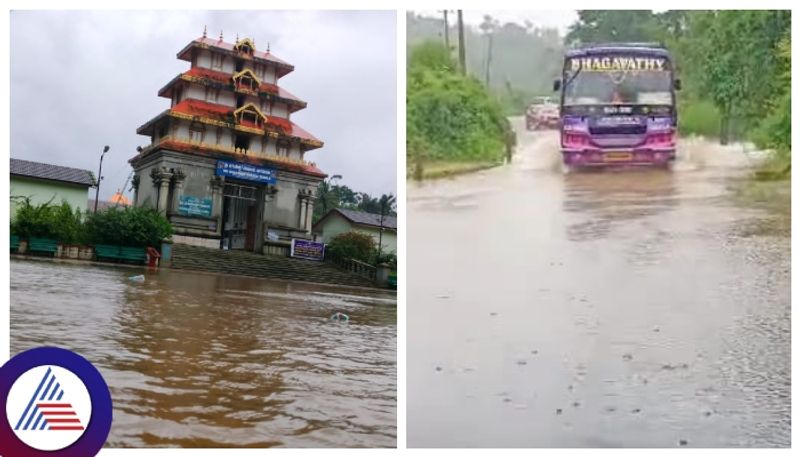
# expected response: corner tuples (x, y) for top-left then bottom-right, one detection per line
(330, 257), (376, 281)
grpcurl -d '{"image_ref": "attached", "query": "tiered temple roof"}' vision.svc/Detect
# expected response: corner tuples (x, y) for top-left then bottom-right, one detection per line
(131, 33), (324, 177)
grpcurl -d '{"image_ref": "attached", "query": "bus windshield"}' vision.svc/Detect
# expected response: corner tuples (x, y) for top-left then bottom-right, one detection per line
(563, 55), (673, 106)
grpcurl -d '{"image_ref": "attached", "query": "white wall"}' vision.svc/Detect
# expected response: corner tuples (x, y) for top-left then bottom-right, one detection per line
(185, 84), (205, 101)
(272, 103), (288, 118)
(196, 50), (212, 69)
(288, 144), (301, 161)
(218, 91), (235, 107)
(173, 120), (190, 141)
(263, 66), (277, 84)
(221, 56), (234, 73)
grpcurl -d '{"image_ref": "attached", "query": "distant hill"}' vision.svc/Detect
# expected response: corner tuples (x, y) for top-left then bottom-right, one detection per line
(407, 11), (565, 103)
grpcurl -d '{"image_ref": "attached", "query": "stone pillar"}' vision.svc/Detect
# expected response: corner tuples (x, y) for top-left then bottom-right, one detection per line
(304, 195), (315, 235)
(150, 168), (173, 213)
(210, 176), (225, 235)
(262, 185), (278, 231)
(297, 194), (307, 229)
(131, 174), (141, 206)
(257, 185), (278, 252)
(157, 172), (173, 213)
(170, 169), (187, 215)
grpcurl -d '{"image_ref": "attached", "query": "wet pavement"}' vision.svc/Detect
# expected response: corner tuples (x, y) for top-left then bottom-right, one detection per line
(407, 117), (790, 447)
(10, 260), (397, 448)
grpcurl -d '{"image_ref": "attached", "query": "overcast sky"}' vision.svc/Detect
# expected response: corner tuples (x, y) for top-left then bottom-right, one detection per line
(10, 10), (397, 201)
(417, 10), (577, 34)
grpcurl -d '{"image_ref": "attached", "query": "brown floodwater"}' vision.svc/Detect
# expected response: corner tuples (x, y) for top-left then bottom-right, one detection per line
(407, 118), (790, 447)
(10, 261), (397, 448)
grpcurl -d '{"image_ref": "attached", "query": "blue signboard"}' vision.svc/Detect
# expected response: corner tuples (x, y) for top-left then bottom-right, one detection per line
(290, 239), (325, 261)
(216, 160), (277, 184)
(178, 195), (213, 217)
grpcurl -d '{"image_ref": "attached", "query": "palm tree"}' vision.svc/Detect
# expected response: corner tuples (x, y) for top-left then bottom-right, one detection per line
(376, 194), (396, 263)
(314, 174), (342, 222)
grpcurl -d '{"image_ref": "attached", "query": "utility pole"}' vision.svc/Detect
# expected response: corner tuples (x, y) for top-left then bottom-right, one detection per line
(457, 10), (466, 75)
(485, 32), (493, 87)
(443, 10), (450, 51)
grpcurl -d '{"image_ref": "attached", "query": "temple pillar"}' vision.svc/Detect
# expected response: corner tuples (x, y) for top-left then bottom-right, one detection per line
(210, 176), (225, 235)
(304, 195), (315, 235)
(131, 174), (141, 206)
(170, 169), (187, 214)
(150, 168), (173, 213)
(297, 194), (307, 229)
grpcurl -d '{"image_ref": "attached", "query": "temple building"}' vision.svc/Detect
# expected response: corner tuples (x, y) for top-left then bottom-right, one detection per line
(129, 30), (325, 254)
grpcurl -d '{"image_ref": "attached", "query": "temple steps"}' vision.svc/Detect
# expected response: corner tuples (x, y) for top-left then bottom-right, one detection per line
(169, 243), (378, 288)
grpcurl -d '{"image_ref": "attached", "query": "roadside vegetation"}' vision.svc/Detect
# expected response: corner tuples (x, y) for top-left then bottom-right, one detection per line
(11, 199), (172, 248)
(407, 41), (509, 179)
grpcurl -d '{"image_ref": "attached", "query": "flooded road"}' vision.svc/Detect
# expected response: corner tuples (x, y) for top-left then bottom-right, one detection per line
(407, 117), (790, 447)
(10, 260), (397, 448)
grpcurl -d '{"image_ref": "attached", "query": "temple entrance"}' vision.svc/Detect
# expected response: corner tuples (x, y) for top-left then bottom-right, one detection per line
(221, 182), (259, 251)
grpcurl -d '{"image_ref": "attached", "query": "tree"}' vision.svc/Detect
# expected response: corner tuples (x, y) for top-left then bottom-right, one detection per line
(479, 15), (500, 87)
(376, 194), (397, 262)
(566, 10), (660, 46)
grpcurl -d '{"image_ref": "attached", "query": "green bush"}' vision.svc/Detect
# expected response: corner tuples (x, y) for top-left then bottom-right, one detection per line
(11, 199), (83, 243)
(326, 231), (376, 263)
(407, 41), (507, 165)
(678, 99), (721, 138)
(373, 251), (397, 267)
(84, 206), (172, 248)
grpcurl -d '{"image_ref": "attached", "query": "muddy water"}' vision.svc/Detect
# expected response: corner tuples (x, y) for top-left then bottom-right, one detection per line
(10, 261), (397, 448)
(408, 117), (790, 447)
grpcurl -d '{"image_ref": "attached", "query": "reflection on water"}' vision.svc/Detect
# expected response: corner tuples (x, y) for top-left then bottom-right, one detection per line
(563, 170), (679, 242)
(10, 260), (397, 448)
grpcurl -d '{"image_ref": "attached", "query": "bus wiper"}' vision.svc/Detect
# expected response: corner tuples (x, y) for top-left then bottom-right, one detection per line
(564, 68), (582, 89)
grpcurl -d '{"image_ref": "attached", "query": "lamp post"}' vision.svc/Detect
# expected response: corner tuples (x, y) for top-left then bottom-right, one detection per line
(93, 145), (110, 213)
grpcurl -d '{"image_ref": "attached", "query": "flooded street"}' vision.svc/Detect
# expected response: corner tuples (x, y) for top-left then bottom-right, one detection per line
(408, 117), (790, 447)
(10, 260), (397, 448)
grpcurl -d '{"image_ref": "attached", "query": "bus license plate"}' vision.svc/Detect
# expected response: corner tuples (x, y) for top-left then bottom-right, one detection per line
(603, 152), (633, 162)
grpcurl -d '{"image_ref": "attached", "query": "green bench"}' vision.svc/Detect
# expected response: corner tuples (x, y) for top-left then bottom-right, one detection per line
(95, 245), (148, 264)
(11, 235), (20, 252)
(27, 237), (59, 256)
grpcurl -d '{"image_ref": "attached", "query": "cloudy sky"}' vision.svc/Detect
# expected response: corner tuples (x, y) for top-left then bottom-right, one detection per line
(10, 10), (397, 200)
(417, 10), (578, 34)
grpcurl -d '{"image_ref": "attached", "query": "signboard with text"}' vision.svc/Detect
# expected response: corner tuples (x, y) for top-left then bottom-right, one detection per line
(178, 195), (212, 217)
(216, 160), (277, 184)
(290, 239), (325, 262)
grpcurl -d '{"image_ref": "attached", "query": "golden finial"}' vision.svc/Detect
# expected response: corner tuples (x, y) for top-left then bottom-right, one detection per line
(236, 33), (239, 44)
(219, 30), (223, 41)
(203, 25), (207, 38)
(267, 42), (270, 52)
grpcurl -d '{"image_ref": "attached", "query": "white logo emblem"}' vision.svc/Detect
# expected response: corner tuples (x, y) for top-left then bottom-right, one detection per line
(5, 365), (92, 451)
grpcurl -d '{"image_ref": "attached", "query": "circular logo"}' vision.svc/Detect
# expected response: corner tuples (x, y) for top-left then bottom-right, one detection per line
(0, 347), (112, 457)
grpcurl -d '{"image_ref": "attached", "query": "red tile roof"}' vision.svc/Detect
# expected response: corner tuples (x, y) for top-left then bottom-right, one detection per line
(171, 99), (231, 121)
(141, 100), (321, 145)
(158, 67), (306, 109)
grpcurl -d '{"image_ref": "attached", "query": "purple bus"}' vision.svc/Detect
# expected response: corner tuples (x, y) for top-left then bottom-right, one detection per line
(553, 43), (681, 170)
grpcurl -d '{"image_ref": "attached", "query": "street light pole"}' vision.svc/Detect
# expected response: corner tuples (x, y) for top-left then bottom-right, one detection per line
(94, 145), (110, 213)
